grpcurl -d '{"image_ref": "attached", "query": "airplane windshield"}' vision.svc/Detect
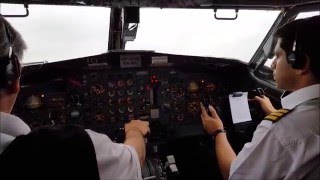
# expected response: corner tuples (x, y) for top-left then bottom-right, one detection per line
(126, 8), (280, 62)
(3, 4), (110, 64)
(3, 4), (280, 64)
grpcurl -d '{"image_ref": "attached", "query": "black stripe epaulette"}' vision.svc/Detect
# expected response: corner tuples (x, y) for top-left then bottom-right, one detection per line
(264, 109), (292, 123)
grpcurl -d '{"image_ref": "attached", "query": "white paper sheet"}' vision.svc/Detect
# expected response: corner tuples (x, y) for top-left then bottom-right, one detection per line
(229, 92), (252, 124)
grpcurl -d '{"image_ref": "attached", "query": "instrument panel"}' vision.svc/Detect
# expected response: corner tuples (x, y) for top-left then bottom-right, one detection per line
(14, 52), (251, 143)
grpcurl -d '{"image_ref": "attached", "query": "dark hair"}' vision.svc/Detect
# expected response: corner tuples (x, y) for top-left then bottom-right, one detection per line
(275, 15), (320, 80)
(0, 125), (100, 180)
(0, 15), (27, 89)
(0, 16), (27, 60)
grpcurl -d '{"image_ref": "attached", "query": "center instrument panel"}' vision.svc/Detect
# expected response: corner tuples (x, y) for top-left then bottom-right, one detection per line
(13, 51), (253, 143)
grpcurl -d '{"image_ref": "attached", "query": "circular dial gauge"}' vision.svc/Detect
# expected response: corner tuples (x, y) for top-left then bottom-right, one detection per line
(188, 81), (199, 92)
(90, 84), (106, 95)
(25, 95), (42, 109)
(187, 101), (201, 114)
(170, 85), (185, 100)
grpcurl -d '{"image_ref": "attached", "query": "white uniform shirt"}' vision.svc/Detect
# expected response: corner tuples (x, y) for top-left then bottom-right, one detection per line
(0, 112), (31, 154)
(229, 84), (320, 180)
(0, 112), (142, 180)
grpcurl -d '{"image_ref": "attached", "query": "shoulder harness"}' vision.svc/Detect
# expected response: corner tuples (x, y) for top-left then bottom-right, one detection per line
(264, 109), (292, 123)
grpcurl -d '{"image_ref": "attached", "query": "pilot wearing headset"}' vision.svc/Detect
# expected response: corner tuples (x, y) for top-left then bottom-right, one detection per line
(0, 15), (149, 180)
(201, 15), (320, 180)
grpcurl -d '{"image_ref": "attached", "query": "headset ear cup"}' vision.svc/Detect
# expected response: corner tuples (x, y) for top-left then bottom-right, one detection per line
(11, 54), (21, 79)
(287, 52), (306, 69)
(4, 54), (21, 87)
(287, 53), (296, 65)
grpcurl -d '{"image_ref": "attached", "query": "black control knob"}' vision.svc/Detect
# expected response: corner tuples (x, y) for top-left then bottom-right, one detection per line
(110, 116), (116, 123)
(118, 98), (125, 105)
(70, 110), (80, 119)
(138, 97), (145, 104)
(127, 97), (133, 104)
(128, 114), (134, 120)
(117, 80), (125, 87)
(161, 103), (171, 112)
(109, 99), (116, 106)
(94, 113), (105, 122)
(127, 106), (134, 113)
(161, 88), (170, 96)
(127, 89), (134, 96)
(118, 90), (125, 96)
(119, 116), (125, 121)
(138, 85), (144, 93)
(140, 105), (146, 112)
(109, 108), (115, 115)
(119, 107), (125, 114)
(126, 79), (134, 86)
(108, 90), (115, 97)
(176, 114), (184, 121)
(107, 82), (115, 88)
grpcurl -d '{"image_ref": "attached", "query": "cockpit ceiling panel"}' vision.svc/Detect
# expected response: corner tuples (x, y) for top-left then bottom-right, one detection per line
(2, 0), (320, 9)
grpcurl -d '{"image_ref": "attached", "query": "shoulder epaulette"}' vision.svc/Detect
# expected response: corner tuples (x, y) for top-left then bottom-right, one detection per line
(264, 109), (292, 123)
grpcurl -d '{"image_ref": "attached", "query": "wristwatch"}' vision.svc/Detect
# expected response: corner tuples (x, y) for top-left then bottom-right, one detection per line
(211, 129), (226, 139)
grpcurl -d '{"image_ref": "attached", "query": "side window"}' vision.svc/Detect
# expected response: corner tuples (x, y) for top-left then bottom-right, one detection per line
(264, 57), (275, 68)
(296, 11), (320, 20)
(263, 11), (319, 68)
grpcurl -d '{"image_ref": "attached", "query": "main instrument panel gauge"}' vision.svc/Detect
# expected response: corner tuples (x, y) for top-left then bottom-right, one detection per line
(188, 81), (199, 92)
(118, 90), (125, 96)
(172, 102), (184, 112)
(187, 101), (200, 114)
(90, 84), (106, 95)
(127, 106), (134, 113)
(67, 92), (82, 107)
(161, 103), (171, 112)
(126, 79), (134, 86)
(127, 97), (133, 104)
(108, 90), (116, 97)
(94, 113), (105, 122)
(25, 95), (42, 109)
(107, 82), (115, 88)
(127, 89), (134, 96)
(109, 99), (116, 106)
(170, 85), (184, 100)
(117, 80), (125, 87)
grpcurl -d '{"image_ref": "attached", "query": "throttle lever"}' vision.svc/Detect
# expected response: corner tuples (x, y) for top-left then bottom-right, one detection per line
(248, 88), (265, 99)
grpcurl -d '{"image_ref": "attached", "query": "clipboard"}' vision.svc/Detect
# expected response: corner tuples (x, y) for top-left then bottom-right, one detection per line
(229, 92), (252, 124)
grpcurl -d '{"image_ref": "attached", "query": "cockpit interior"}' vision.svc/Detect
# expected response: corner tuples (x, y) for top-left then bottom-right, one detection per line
(1, 0), (319, 179)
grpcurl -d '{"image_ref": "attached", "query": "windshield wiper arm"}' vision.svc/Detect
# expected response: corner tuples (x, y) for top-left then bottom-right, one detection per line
(22, 60), (48, 66)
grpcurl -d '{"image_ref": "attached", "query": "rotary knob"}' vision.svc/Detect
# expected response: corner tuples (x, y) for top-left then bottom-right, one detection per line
(127, 106), (134, 113)
(107, 82), (115, 88)
(127, 97), (133, 104)
(118, 90), (125, 96)
(109, 99), (116, 106)
(118, 98), (125, 105)
(119, 107), (125, 114)
(117, 80), (125, 87)
(108, 90), (115, 97)
(109, 108), (115, 115)
(127, 89), (134, 96)
(126, 79), (134, 86)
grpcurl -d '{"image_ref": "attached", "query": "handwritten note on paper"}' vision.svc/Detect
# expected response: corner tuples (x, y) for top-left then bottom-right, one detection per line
(229, 92), (252, 124)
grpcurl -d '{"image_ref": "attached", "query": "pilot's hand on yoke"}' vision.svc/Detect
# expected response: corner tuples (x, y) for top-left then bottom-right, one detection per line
(200, 102), (224, 135)
(125, 120), (150, 136)
(254, 95), (277, 115)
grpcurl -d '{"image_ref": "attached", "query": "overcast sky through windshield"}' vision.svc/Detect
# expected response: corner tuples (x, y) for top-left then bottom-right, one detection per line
(2, 4), (279, 64)
(126, 9), (279, 62)
(2, 4), (110, 64)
